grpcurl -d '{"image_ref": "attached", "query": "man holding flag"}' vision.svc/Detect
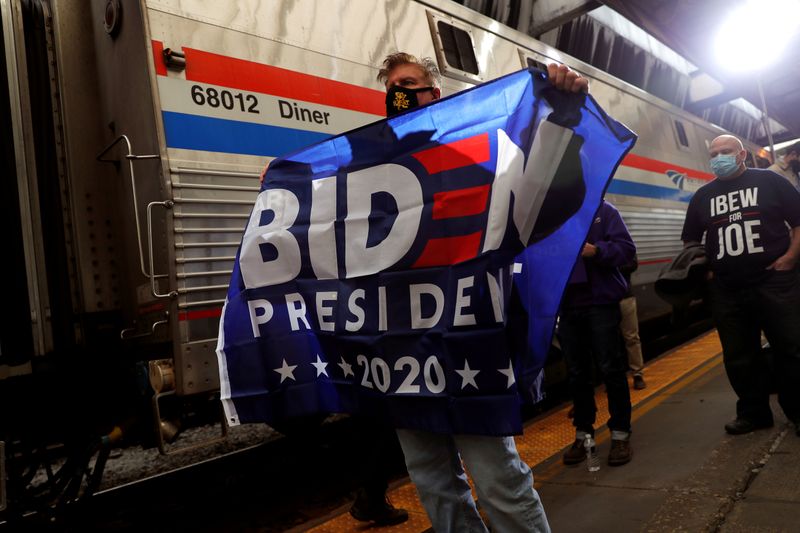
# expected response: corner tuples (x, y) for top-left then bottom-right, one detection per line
(378, 53), (588, 532)
(217, 48), (636, 532)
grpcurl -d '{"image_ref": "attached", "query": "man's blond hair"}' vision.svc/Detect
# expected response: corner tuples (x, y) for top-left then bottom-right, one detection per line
(377, 52), (441, 88)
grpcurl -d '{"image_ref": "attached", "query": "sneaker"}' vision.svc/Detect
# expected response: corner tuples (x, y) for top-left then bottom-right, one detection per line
(562, 439), (587, 465)
(608, 438), (632, 466)
(724, 418), (774, 435)
(633, 374), (646, 390)
(350, 496), (409, 526)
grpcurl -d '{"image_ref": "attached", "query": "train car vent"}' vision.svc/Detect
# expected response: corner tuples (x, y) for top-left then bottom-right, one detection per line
(674, 120), (690, 147)
(436, 21), (479, 75)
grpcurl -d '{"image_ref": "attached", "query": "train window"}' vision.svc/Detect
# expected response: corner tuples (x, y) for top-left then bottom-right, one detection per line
(517, 49), (557, 75)
(526, 57), (548, 72)
(427, 12), (483, 84)
(436, 21), (479, 75)
(674, 120), (690, 147)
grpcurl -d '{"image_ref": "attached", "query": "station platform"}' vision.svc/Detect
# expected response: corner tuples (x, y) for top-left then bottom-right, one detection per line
(299, 331), (800, 532)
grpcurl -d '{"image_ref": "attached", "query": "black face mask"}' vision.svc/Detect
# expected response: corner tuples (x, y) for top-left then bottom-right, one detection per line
(385, 86), (433, 117)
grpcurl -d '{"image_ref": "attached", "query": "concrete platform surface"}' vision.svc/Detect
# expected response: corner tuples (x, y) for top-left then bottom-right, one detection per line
(536, 361), (800, 532)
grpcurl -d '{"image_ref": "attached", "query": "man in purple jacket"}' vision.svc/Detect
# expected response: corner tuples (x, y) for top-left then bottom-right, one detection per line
(559, 200), (637, 466)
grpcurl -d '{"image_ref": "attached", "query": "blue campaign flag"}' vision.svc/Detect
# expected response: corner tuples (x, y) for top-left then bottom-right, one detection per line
(216, 68), (636, 436)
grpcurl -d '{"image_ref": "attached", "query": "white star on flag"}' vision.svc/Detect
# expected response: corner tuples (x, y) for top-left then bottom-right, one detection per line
(455, 359), (480, 389)
(498, 360), (516, 388)
(338, 356), (354, 378)
(311, 354), (328, 377)
(274, 358), (298, 383)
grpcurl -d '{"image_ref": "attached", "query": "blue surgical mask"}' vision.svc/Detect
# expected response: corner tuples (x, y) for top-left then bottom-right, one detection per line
(710, 154), (740, 178)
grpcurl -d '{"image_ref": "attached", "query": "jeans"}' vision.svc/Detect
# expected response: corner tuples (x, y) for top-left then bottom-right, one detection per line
(559, 303), (632, 435)
(710, 271), (800, 423)
(395, 429), (550, 533)
(620, 296), (644, 375)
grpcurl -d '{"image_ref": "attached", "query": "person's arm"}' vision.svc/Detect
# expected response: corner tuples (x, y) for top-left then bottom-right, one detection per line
(619, 254), (638, 276)
(768, 226), (800, 271)
(583, 206), (635, 267)
(681, 196), (704, 248)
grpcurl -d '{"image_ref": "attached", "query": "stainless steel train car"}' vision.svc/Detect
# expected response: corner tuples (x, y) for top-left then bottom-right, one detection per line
(0, 0), (761, 517)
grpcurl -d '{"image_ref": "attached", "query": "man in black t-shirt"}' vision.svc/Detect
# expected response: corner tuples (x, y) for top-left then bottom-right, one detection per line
(682, 134), (800, 436)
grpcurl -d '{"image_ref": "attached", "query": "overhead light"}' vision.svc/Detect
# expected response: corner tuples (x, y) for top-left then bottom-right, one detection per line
(714, 0), (800, 72)
(769, 137), (800, 152)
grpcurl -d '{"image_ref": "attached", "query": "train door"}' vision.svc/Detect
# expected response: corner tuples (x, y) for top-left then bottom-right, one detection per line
(0, 0), (57, 372)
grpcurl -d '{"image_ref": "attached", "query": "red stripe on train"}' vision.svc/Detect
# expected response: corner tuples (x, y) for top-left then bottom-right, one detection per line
(139, 302), (166, 314)
(150, 41), (385, 116)
(621, 153), (713, 181)
(152, 40), (167, 77)
(179, 308), (223, 321)
(149, 46), (714, 185)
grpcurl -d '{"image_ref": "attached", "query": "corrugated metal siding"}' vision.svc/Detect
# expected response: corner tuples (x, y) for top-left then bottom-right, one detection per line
(619, 205), (686, 263)
(170, 167), (258, 340)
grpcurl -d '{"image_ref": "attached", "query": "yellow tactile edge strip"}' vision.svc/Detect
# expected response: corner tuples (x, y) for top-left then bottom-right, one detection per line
(304, 331), (724, 532)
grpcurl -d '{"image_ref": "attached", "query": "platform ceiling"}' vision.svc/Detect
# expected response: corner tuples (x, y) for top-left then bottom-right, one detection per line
(601, 0), (800, 145)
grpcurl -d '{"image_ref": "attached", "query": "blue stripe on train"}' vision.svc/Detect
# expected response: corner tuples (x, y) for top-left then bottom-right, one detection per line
(607, 178), (693, 203)
(163, 111), (695, 203)
(162, 111), (332, 157)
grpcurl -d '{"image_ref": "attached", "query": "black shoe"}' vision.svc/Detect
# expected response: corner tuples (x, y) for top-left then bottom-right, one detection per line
(562, 439), (587, 465)
(724, 418), (774, 435)
(608, 439), (632, 466)
(633, 374), (646, 390)
(350, 496), (409, 526)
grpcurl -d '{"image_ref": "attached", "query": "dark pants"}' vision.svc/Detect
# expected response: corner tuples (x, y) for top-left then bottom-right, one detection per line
(710, 271), (800, 424)
(353, 414), (403, 505)
(559, 303), (632, 434)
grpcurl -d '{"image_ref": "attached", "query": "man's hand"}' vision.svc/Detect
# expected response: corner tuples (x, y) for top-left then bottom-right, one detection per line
(581, 243), (597, 258)
(767, 253), (798, 271)
(547, 63), (589, 93)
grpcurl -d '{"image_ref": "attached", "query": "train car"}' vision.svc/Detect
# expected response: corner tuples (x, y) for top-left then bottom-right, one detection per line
(0, 0), (762, 518)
